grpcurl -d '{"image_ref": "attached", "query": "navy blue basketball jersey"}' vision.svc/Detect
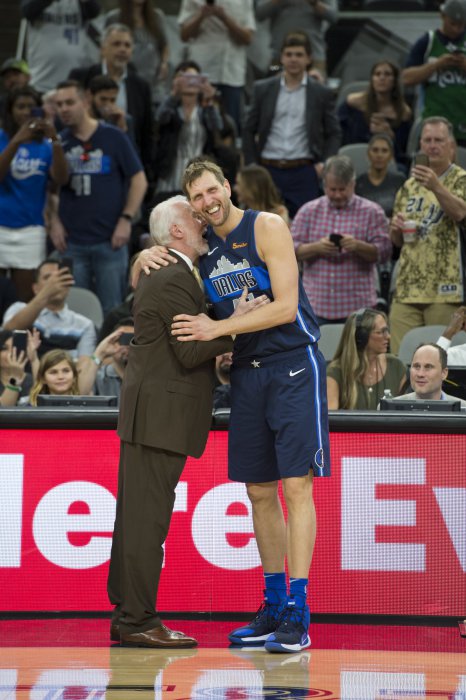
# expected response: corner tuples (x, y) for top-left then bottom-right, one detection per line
(199, 209), (321, 360)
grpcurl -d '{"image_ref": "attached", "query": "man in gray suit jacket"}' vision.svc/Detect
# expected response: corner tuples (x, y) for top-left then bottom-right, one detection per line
(242, 31), (341, 218)
(394, 343), (466, 407)
(107, 195), (233, 648)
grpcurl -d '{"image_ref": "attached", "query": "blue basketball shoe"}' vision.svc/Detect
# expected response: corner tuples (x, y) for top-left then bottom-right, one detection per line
(264, 598), (311, 653)
(228, 594), (286, 646)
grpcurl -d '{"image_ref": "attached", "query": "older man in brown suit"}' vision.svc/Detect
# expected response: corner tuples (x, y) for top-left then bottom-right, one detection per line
(107, 195), (234, 648)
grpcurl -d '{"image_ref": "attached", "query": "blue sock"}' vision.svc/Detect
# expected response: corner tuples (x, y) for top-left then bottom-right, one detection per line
(264, 572), (287, 606)
(289, 577), (308, 608)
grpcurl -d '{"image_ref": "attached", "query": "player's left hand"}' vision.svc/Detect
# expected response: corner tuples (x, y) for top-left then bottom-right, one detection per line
(232, 286), (270, 316)
(172, 313), (218, 341)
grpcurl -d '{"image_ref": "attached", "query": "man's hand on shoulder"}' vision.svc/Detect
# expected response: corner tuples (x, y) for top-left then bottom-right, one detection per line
(131, 247), (179, 288)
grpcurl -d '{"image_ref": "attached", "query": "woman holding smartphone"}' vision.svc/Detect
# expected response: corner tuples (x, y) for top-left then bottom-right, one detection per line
(338, 60), (412, 169)
(0, 87), (68, 301)
(0, 329), (40, 407)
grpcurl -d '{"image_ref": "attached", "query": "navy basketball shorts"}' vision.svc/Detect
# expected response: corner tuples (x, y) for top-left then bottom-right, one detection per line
(228, 346), (331, 483)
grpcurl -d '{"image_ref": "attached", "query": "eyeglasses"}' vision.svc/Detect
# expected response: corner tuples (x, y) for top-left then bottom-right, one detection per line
(371, 327), (390, 337)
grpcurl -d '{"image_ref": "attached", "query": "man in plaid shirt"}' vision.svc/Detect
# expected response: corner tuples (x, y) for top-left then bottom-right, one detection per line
(291, 155), (392, 324)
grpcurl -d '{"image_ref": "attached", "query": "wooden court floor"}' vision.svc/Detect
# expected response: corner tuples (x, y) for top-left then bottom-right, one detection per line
(0, 619), (464, 699)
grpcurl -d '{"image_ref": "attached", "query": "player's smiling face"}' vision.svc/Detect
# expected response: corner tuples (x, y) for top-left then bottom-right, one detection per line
(187, 171), (231, 228)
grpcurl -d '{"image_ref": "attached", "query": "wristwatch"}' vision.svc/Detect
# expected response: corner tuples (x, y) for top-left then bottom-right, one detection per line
(91, 354), (102, 366)
(120, 212), (133, 223)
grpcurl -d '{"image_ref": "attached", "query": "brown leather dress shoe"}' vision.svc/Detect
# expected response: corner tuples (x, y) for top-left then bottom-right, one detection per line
(120, 624), (198, 648)
(110, 622), (120, 642)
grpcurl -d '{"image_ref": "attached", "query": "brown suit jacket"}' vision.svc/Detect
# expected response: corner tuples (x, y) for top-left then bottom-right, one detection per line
(118, 253), (232, 458)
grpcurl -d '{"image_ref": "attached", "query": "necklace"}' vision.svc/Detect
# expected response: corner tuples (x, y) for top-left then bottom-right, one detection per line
(365, 357), (380, 394)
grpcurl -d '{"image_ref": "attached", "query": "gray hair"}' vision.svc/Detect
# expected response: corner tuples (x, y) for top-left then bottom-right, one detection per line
(149, 195), (188, 246)
(421, 116), (454, 140)
(323, 155), (355, 184)
(102, 23), (133, 44)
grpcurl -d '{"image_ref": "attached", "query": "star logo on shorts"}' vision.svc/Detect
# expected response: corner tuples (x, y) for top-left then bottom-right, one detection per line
(251, 359), (261, 368)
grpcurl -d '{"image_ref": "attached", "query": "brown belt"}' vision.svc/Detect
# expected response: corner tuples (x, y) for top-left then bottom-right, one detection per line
(260, 158), (313, 169)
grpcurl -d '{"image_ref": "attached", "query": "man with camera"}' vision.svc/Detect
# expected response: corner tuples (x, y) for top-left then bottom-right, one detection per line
(402, 0), (466, 147)
(388, 116), (466, 354)
(2, 258), (96, 359)
(291, 155), (391, 325)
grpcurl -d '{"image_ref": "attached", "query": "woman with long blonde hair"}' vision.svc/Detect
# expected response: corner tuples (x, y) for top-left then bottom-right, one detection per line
(326, 308), (406, 410)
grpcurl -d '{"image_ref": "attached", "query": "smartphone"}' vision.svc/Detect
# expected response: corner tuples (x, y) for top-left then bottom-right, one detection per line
(329, 233), (343, 248)
(59, 257), (74, 274)
(183, 73), (204, 87)
(12, 330), (28, 355)
(414, 152), (430, 167)
(31, 107), (45, 118)
(118, 332), (134, 346)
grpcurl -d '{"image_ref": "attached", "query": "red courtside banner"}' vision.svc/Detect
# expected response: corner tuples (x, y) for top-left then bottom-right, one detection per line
(0, 429), (464, 614)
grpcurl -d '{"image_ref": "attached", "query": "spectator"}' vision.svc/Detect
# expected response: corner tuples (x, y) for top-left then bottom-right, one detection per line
(0, 58), (30, 93)
(178, 0), (255, 131)
(69, 23), (155, 176)
(77, 322), (133, 401)
(243, 31), (341, 219)
(338, 60), (412, 169)
(292, 155), (391, 324)
(235, 164), (289, 225)
(213, 351), (232, 409)
(389, 116), (466, 354)
(0, 329), (40, 406)
(0, 58), (31, 121)
(97, 259), (135, 342)
(105, 0), (170, 109)
(87, 75), (135, 143)
(326, 308), (406, 410)
(393, 343), (466, 406)
(154, 61), (236, 199)
(255, 0), (338, 78)
(355, 134), (406, 219)
(21, 0), (101, 94)
(2, 258), (96, 359)
(28, 349), (83, 405)
(403, 0), (466, 147)
(42, 90), (58, 123)
(436, 306), (466, 364)
(50, 80), (147, 315)
(0, 276), (18, 321)
(0, 87), (68, 301)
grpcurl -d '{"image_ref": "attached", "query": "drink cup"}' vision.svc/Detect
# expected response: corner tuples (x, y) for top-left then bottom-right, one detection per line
(402, 219), (417, 243)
